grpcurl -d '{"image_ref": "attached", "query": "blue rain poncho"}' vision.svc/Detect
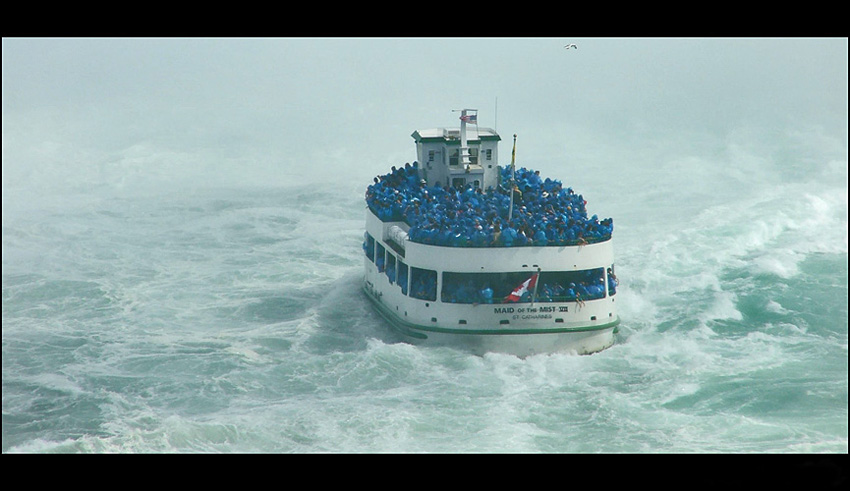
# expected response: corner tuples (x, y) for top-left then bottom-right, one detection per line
(366, 164), (613, 248)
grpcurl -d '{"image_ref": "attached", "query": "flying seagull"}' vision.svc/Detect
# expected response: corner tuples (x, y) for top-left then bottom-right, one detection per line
(564, 44), (577, 49)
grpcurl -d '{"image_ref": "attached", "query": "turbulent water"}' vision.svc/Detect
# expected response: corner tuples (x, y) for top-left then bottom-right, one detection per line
(2, 38), (847, 453)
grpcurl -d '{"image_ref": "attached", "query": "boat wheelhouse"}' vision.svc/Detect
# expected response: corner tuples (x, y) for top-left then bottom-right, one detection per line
(363, 109), (619, 356)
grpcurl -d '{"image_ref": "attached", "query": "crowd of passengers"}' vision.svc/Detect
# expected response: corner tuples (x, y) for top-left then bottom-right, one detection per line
(441, 271), (617, 305)
(365, 162), (613, 247)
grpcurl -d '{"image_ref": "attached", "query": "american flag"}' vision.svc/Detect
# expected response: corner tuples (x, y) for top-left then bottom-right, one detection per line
(460, 113), (477, 124)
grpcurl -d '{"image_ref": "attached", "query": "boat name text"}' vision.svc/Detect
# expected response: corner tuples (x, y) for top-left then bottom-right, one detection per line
(494, 305), (567, 315)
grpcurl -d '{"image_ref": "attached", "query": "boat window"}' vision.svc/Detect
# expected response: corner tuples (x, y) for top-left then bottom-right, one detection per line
(607, 264), (618, 296)
(441, 267), (607, 304)
(364, 233), (375, 262)
(397, 260), (409, 295)
(376, 243), (386, 272)
(441, 271), (509, 304)
(539, 268), (606, 302)
(410, 267), (437, 301)
(386, 253), (396, 284)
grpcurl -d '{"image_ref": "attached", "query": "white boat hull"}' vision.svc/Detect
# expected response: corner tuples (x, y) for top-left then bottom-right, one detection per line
(364, 282), (618, 357)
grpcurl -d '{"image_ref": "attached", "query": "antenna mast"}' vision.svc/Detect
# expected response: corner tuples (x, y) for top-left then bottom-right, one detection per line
(508, 133), (517, 220)
(455, 108), (478, 167)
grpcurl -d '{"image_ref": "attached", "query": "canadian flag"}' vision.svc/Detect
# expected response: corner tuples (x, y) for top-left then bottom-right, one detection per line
(504, 273), (538, 303)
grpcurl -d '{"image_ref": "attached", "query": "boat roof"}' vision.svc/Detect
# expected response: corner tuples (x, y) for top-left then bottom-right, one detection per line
(411, 127), (501, 143)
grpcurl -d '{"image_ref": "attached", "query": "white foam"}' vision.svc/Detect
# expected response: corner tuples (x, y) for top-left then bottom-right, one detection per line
(27, 373), (86, 396)
(765, 300), (790, 314)
(698, 290), (743, 325)
(752, 253), (801, 278)
(223, 346), (266, 363)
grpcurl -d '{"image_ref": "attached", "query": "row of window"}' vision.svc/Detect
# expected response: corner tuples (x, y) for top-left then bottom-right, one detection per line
(365, 233), (617, 304)
(366, 233), (436, 300)
(429, 147), (493, 166)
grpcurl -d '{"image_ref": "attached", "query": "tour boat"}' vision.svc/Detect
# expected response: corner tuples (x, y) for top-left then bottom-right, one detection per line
(363, 109), (619, 356)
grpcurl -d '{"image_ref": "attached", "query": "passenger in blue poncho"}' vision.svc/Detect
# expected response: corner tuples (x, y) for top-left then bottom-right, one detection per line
(607, 267), (618, 295)
(490, 222), (502, 246)
(533, 228), (548, 246)
(552, 282), (565, 301)
(502, 223), (517, 247)
(566, 283), (577, 301)
(480, 285), (494, 304)
(515, 228), (529, 246)
(367, 163), (613, 248)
